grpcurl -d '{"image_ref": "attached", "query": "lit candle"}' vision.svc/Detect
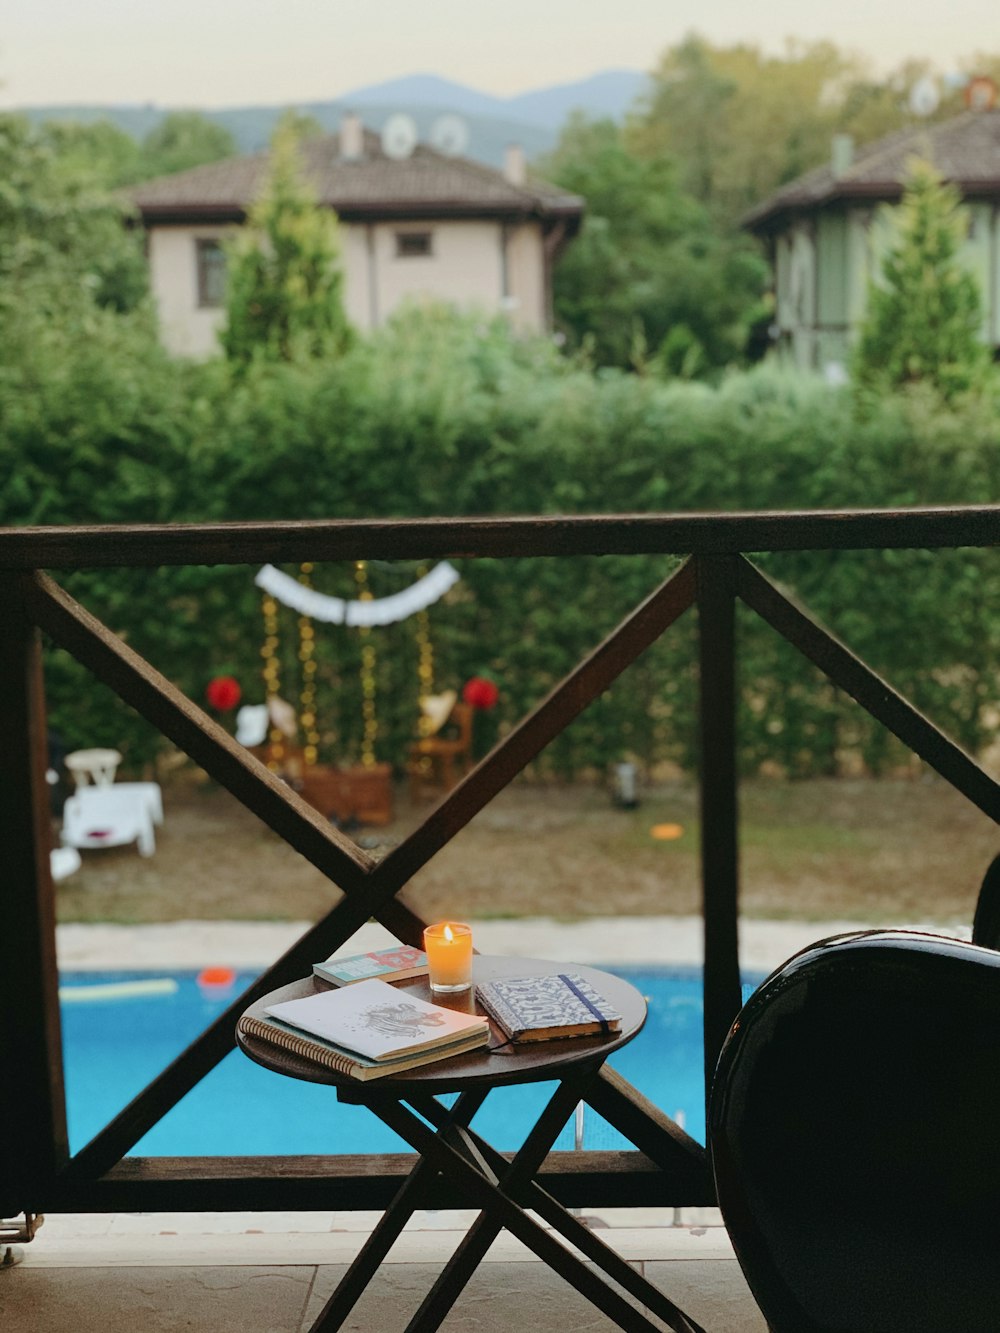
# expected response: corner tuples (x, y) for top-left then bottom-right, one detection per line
(423, 921), (473, 993)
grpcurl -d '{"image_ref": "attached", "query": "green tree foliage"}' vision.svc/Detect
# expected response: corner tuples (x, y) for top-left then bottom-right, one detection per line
(630, 35), (859, 224)
(0, 113), (149, 320)
(629, 35), (981, 225)
(540, 116), (767, 374)
(139, 111), (236, 178)
(853, 159), (990, 400)
(220, 119), (352, 365)
(37, 118), (144, 188)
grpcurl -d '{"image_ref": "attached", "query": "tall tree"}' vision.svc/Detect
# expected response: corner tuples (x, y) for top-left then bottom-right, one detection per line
(629, 35), (857, 224)
(0, 113), (148, 317)
(140, 111), (236, 178)
(38, 118), (143, 188)
(220, 119), (351, 365)
(541, 115), (767, 375)
(853, 159), (989, 400)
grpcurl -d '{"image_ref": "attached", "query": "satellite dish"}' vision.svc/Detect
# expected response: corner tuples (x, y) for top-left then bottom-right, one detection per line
(430, 114), (469, 157)
(381, 113), (418, 160)
(909, 76), (940, 117)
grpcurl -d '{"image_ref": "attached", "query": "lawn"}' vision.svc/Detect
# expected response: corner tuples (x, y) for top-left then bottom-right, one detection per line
(54, 773), (997, 928)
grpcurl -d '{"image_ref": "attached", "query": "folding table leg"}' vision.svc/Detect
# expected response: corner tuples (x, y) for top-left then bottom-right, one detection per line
(370, 1082), (696, 1333)
(308, 1091), (487, 1333)
(398, 1075), (588, 1331)
(421, 1101), (706, 1333)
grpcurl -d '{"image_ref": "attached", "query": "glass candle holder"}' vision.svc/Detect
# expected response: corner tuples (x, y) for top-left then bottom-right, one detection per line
(423, 921), (473, 993)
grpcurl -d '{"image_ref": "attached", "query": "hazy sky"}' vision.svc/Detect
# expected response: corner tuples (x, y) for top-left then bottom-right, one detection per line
(2, 0), (997, 108)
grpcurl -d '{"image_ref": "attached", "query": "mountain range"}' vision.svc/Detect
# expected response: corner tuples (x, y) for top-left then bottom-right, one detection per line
(18, 69), (650, 168)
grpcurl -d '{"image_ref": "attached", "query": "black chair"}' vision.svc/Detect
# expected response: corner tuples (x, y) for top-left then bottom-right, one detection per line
(972, 850), (1000, 949)
(709, 928), (1000, 1332)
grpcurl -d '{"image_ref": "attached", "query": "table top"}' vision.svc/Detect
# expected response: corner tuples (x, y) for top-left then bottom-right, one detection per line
(236, 955), (647, 1102)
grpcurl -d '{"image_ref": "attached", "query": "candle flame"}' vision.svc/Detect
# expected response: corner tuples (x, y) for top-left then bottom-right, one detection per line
(443, 924), (454, 943)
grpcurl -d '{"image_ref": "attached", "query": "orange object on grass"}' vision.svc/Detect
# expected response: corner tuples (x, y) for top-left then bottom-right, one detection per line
(650, 823), (684, 841)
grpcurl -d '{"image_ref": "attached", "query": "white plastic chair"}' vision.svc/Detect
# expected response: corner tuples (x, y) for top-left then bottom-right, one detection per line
(61, 786), (157, 857)
(113, 782), (164, 826)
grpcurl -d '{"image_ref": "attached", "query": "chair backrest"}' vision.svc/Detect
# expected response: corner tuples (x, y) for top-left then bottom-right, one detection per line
(449, 701), (474, 751)
(65, 747), (122, 787)
(972, 851), (1000, 949)
(709, 931), (1000, 1333)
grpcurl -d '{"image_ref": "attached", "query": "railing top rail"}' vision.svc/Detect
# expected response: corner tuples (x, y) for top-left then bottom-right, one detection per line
(0, 506), (997, 569)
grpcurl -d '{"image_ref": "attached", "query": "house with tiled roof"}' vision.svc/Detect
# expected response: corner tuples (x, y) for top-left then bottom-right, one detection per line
(131, 116), (583, 358)
(742, 110), (1000, 376)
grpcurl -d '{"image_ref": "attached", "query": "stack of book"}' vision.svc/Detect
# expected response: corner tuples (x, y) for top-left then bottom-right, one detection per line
(238, 978), (489, 1081)
(475, 972), (622, 1044)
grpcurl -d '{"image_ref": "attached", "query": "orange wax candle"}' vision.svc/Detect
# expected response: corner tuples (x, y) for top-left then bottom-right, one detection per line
(423, 921), (473, 992)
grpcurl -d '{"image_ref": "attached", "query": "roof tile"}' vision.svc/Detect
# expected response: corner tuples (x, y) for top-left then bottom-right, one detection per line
(131, 127), (582, 222)
(744, 110), (1000, 230)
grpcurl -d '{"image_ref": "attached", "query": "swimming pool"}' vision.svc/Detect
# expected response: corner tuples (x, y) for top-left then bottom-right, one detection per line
(58, 968), (759, 1155)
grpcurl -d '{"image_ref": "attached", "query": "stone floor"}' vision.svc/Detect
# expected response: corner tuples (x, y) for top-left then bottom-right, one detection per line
(2, 1210), (767, 1332)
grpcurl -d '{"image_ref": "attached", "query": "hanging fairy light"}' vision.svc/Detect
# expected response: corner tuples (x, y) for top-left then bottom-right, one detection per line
(413, 565), (437, 737)
(354, 561), (378, 768)
(297, 563), (321, 766)
(260, 593), (284, 770)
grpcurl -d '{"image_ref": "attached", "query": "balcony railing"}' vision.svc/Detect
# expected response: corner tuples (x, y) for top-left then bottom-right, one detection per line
(2, 506), (998, 1220)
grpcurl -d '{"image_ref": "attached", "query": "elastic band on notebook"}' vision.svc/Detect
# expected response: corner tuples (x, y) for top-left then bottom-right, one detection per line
(558, 974), (610, 1034)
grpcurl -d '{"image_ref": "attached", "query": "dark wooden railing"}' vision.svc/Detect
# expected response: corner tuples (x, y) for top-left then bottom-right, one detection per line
(2, 507), (998, 1221)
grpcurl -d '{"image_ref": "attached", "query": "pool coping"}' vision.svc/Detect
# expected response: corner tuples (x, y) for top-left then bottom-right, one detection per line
(56, 914), (971, 976)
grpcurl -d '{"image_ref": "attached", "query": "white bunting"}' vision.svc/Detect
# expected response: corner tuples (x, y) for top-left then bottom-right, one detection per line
(254, 562), (460, 626)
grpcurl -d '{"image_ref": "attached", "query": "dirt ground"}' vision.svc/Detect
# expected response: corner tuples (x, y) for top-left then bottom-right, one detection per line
(54, 774), (998, 928)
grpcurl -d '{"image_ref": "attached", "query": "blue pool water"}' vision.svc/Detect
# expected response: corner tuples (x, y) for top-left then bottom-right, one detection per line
(59, 968), (758, 1156)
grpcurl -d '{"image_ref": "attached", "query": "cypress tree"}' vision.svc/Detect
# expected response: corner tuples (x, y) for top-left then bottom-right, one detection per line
(853, 158), (988, 400)
(221, 118), (351, 366)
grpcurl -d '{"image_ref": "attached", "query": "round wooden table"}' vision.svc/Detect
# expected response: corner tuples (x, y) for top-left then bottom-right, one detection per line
(236, 957), (703, 1333)
(237, 954), (647, 1100)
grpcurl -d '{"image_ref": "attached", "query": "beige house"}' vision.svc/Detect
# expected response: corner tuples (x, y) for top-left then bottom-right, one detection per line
(131, 117), (583, 358)
(743, 110), (1000, 377)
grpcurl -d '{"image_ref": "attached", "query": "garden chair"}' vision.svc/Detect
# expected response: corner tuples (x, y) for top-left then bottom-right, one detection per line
(407, 697), (474, 799)
(708, 861), (1000, 1332)
(61, 785), (158, 857)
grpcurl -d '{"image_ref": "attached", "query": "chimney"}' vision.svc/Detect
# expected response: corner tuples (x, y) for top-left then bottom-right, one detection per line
(503, 143), (526, 187)
(831, 133), (854, 178)
(340, 113), (364, 161)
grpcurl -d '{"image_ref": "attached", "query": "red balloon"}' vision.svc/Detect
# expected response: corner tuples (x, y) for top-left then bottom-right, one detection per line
(462, 676), (499, 710)
(205, 675), (242, 711)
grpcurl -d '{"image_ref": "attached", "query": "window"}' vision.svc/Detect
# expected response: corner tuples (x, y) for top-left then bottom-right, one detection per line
(395, 231), (433, 258)
(196, 239), (227, 307)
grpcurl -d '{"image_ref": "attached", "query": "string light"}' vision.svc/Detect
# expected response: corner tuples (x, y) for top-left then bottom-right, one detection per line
(354, 561), (378, 768)
(259, 593), (284, 770)
(297, 563), (321, 766)
(414, 565), (436, 737)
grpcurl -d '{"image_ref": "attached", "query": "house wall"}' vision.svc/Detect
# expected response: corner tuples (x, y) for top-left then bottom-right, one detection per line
(145, 216), (550, 357)
(147, 224), (235, 359)
(774, 220), (818, 371)
(504, 221), (548, 331)
(769, 196), (1000, 377)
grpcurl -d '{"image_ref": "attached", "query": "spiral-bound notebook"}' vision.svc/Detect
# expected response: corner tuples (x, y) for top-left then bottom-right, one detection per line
(238, 977), (489, 1081)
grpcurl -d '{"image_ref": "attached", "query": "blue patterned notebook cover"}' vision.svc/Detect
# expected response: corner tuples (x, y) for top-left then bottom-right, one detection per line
(475, 973), (621, 1040)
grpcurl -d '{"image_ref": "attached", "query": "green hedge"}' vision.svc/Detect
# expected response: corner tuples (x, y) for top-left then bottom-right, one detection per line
(3, 308), (999, 779)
